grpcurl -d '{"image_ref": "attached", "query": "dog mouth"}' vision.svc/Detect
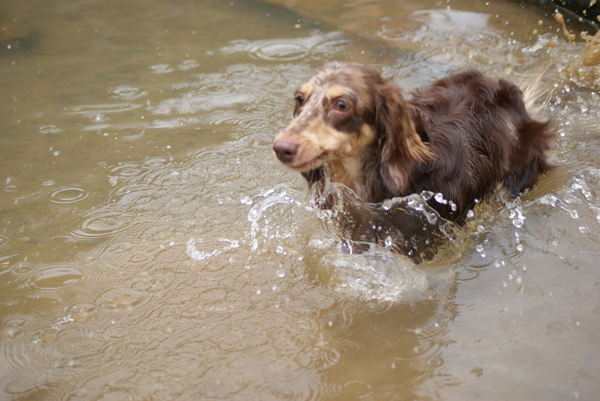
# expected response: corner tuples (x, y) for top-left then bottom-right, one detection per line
(289, 155), (323, 171)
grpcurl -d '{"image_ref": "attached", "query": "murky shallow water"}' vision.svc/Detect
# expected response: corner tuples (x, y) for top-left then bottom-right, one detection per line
(1, 0), (599, 400)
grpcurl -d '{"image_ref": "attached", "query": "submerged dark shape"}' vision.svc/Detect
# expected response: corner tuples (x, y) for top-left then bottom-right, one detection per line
(314, 182), (461, 263)
(273, 62), (553, 258)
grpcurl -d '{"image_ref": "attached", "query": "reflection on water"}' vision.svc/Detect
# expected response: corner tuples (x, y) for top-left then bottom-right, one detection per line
(1, 0), (600, 400)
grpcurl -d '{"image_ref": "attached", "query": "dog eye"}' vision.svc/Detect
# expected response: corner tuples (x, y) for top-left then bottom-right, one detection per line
(334, 99), (349, 112)
(295, 94), (304, 106)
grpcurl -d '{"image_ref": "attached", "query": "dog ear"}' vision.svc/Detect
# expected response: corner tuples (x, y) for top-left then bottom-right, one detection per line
(374, 79), (431, 196)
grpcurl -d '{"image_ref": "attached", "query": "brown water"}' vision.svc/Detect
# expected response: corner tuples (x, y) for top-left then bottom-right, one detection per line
(1, 0), (599, 400)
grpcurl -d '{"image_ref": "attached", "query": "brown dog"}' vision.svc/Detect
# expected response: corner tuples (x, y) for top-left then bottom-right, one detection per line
(273, 62), (553, 224)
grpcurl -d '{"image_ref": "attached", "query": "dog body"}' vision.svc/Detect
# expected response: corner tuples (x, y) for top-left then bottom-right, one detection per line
(273, 62), (552, 223)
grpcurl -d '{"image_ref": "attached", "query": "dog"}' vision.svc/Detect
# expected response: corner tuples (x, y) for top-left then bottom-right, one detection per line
(273, 62), (553, 227)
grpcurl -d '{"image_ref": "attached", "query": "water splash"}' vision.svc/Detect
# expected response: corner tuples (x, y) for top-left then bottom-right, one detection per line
(186, 237), (240, 262)
(313, 183), (461, 263)
(247, 188), (302, 252)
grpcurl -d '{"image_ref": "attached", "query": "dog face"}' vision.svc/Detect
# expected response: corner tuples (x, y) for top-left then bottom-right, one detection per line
(273, 62), (433, 200)
(272, 63), (377, 175)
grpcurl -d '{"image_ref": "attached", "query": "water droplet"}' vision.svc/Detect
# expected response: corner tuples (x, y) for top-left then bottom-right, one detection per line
(384, 236), (393, 247)
(434, 192), (447, 204)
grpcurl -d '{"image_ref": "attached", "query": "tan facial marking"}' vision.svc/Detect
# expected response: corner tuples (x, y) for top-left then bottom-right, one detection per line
(299, 82), (313, 98)
(325, 85), (348, 101)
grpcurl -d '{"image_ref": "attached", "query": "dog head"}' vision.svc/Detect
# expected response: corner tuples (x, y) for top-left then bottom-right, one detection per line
(273, 62), (431, 197)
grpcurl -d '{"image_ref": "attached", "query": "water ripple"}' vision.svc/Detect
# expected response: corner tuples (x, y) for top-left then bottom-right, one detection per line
(186, 237), (240, 263)
(149, 63), (175, 74)
(220, 32), (349, 61)
(32, 263), (83, 290)
(70, 209), (133, 240)
(110, 85), (149, 100)
(49, 186), (89, 204)
(325, 247), (429, 302)
(0, 235), (9, 251)
(37, 125), (62, 134)
(65, 103), (142, 116)
(93, 287), (147, 311)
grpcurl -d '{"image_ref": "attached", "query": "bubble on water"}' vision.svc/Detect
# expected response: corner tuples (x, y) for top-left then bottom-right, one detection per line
(240, 196), (253, 205)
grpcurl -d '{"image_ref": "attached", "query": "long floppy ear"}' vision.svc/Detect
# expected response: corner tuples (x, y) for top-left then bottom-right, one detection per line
(374, 79), (432, 195)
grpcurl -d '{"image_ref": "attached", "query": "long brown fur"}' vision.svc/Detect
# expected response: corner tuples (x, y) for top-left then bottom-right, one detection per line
(273, 62), (553, 224)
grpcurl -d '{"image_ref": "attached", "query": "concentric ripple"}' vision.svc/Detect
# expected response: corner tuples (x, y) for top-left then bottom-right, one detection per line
(110, 85), (149, 100)
(49, 186), (89, 204)
(70, 209), (132, 240)
(37, 125), (62, 134)
(32, 263), (83, 290)
(220, 32), (349, 61)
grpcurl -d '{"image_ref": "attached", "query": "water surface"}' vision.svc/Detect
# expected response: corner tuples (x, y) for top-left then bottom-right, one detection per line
(1, 0), (599, 400)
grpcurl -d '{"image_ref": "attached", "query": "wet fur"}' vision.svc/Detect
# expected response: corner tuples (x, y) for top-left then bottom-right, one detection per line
(273, 62), (553, 224)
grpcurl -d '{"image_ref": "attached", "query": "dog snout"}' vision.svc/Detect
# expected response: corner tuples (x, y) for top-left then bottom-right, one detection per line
(273, 140), (299, 163)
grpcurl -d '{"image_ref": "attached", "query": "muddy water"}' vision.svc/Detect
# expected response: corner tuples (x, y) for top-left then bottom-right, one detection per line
(1, 0), (599, 400)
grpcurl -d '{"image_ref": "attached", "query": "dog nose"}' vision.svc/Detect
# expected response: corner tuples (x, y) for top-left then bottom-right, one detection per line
(273, 140), (299, 163)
